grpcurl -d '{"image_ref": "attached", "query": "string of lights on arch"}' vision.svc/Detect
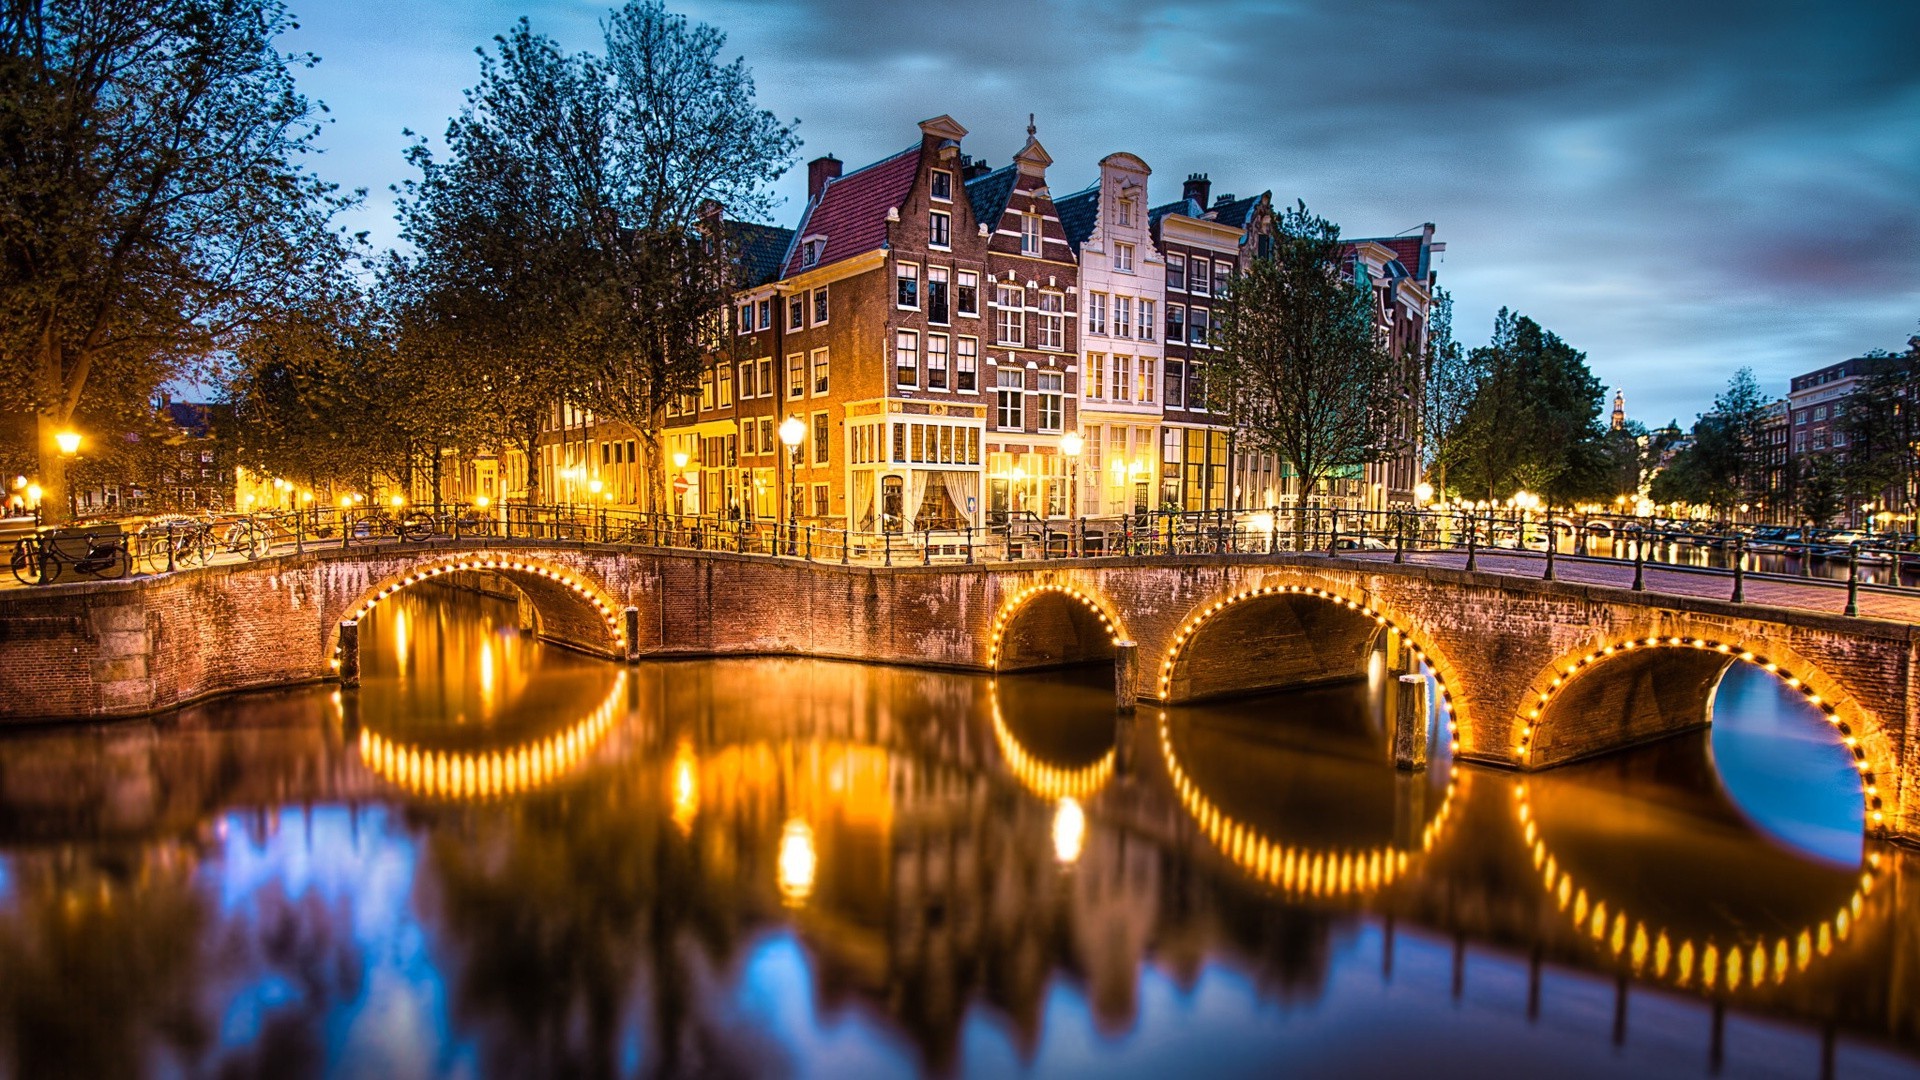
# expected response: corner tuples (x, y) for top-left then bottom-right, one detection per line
(1514, 634), (1885, 828)
(357, 671), (628, 800)
(1513, 780), (1881, 995)
(1155, 582), (1462, 756)
(986, 582), (1124, 670)
(1159, 713), (1460, 898)
(328, 554), (627, 671)
(988, 677), (1115, 802)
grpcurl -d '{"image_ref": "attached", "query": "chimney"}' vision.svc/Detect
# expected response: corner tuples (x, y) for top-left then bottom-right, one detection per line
(1213, 193), (1234, 207)
(1183, 173), (1210, 210)
(697, 198), (723, 226)
(808, 155), (842, 201)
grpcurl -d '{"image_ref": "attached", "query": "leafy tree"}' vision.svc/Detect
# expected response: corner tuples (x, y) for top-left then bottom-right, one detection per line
(1838, 343), (1920, 515)
(1212, 201), (1397, 544)
(1796, 452), (1847, 527)
(1647, 369), (1775, 516)
(0, 0), (353, 522)
(1417, 286), (1477, 498)
(1445, 309), (1607, 504)
(397, 3), (797, 510)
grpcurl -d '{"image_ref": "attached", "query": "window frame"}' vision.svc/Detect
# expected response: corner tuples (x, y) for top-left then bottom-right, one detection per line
(812, 286), (829, 325)
(994, 284), (1025, 347)
(955, 270), (980, 318)
(1112, 241), (1134, 273)
(995, 367), (1025, 430)
(810, 347), (829, 397)
(929, 210), (951, 249)
(926, 333), (950, 390)
(896, 262), (920, 310)
(895, 330), (920, 388)
(1020, 213), (1043, 256)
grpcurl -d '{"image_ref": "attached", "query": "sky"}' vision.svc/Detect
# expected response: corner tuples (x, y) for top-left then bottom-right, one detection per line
(282, 0), (1919, 427)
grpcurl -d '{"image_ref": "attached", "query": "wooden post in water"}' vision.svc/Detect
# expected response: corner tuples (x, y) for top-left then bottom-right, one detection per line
(1114, 641), (1139, 712)
(338, 619), (361, 688)
(1394, 672), (1428, 770)
(623, 606), (640, 663)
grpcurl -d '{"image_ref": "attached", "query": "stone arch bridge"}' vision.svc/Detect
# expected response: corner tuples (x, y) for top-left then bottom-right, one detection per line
(2, 542), (1915, 838)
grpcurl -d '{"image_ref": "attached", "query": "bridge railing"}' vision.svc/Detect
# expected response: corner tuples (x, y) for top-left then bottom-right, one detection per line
(26, 502), (1919, 616)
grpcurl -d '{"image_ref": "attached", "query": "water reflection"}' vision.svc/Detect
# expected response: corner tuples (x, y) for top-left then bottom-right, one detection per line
(0, 591), (1911, 1077)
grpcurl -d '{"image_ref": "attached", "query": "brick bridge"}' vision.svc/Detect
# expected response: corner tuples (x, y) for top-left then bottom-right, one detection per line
(1, 541), (1914, 838)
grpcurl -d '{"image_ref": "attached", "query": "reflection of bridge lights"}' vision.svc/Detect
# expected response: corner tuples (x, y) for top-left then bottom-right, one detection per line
(988, 583), (1123, 670)
(1515, 636), (1883, 826)
(670, 739), (699, 834)
(1053, 797), (1087, 864)
(477, 640), (495, 709)
(357, 672), (626, 800)
(989, 680), (1114, 801)
(1159, 714), (1458, 897)
(1157, 583), (1461, 755)
(331, 554), (627, 670)
(777, 818), (817, 906)
(1513, 781), (1879, 994)
(392, 608), (409, 670)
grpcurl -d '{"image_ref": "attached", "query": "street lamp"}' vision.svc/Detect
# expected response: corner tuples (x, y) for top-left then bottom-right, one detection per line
(1061, 431), (1083, 518)
(1414, 481), (1434, 505)
(54, 430), (80, 456)
(779, 415), (805, 551)
(672, 450), (689, 522)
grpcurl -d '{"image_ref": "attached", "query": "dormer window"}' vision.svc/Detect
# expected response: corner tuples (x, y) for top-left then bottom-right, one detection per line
(930, 170), (953, 202)
(800, 237), (826, 267)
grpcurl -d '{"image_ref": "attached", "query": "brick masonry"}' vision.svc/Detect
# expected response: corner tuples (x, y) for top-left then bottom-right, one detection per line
(2, 544), (1916, 837)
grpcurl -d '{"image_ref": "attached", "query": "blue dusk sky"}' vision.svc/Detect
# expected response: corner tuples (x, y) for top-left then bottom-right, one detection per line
(285, 0), (1919, 427)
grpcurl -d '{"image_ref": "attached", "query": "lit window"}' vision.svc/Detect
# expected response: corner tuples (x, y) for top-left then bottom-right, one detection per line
(896, 331), (919, 387)
(996, 368), (1025, 429)
(1088, 354), (1106, 401)
(1136, 357), (1156, 404)
(896, 263), (919, 309)
(813, 412), (830, 465)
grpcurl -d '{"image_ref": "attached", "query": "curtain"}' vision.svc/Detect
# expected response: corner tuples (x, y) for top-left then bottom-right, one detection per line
(905, 470), (928, 531)
(853, 471), (876, 532)
(941, 471), (979, 527)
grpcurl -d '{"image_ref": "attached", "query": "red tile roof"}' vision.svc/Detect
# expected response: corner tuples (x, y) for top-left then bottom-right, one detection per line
(783, 146), (919, 277)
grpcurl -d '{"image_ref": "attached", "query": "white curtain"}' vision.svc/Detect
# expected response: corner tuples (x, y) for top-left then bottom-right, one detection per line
(941, 471), (978, 527)
(853, 471), (876, 532)
(904, 470), (929, 531)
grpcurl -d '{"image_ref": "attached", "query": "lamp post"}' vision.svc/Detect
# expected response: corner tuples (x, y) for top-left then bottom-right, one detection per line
(672, 450), (689, 524)
(54, 429), (79, 520)
(1062, 431), (1083, 519)
(779, 415), (805, 553)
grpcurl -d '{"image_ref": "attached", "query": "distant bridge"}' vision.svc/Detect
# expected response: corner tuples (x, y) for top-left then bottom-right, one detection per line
(0, 538), (1915, 839)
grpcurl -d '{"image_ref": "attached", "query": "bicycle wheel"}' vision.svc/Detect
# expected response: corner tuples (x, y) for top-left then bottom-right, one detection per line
(141, 532), (171, 573)
(80, 540), (129, 579)
(10, 540), (58, 585)
(397, 512), (434, 542)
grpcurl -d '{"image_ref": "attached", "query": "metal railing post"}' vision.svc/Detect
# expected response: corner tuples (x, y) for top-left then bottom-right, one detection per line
(1632, 537), (1646, 591)
(884, 529), (892, 566)
(806, 525), (813, 561)
(1041, 521), (1050, 560)
(1846, 543), (1861, 616)
(166, 522), (177, 573)
(966, 525), (974, 564)
(1731, 537), (1746, 603)
(923, 528), (932, 566)
(1328, 512), (1340, 557)
(842, 525), (849, 565)
(295, 510), (305, 555)
(1465, 525), (1478, 572)
(1543, 520), (1556, 581)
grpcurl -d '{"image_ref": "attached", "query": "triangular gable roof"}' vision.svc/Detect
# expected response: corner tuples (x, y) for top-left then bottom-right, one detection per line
(731, 221), (796, 287)
(782, 145), (919, 277)
(1054, 184), (1099, 256)
(1209, 193), (1263, 230)
(963, 164), (1017, 236)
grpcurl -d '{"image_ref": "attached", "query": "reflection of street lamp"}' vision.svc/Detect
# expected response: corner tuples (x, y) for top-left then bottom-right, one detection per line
(1062, 431), (1083, 518)
(779, 416), (805, 549)
(777, 818), (816, 906)
(1052, 797), (1086, 865)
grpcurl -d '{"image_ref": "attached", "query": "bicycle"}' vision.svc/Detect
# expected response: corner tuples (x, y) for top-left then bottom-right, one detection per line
(221, 514), (272, 559)
(10, 530), (131, 585)
(139, 517), (212, 572)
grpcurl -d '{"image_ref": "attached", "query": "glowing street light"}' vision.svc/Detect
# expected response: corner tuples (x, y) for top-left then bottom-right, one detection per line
(1414, 481), (1434, 505)
(1062, 432), (1082, 518)
(53, 430), (80, 456)
(778, 416), (805, 548)
(390, 494), (406, 509)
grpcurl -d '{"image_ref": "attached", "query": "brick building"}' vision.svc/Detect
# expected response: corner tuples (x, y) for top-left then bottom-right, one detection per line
(1150, 174), (1249, 513)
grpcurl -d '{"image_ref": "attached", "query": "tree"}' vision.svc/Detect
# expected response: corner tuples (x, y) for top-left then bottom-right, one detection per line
(1796, 452), (1847, 527)
(1445, 309), (1608, 504)
(1211, 202), (1397, 544)
(0, 0), (353, 522)
(1417, 286), (1477, 498)
(1838, 342), (1920, 517)
(397, 3), (797, 510)
(1647, 369), (1775, 517)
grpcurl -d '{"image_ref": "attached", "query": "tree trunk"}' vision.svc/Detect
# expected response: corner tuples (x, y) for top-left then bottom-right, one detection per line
(644, 406), (668, 517)
(34, 408), (71, 525)
(1293, 474), (1318, 552)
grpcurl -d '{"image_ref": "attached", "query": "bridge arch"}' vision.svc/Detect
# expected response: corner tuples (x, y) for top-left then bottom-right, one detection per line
(988, 676), (1116, 801)
(329, 552), (628, 669)
(1516, 633), (1889, 830)
(1156, 579), (1466, 755)
(988, 581), (1126, 671)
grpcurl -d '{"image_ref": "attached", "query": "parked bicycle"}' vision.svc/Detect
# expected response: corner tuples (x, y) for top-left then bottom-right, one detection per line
(10, 529), (131, 585)
(138, 516), (213, 572)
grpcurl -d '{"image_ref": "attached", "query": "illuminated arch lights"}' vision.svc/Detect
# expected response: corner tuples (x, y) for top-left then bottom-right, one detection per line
(987, 582), (1125, 671)
(988, 677), (1116, 802)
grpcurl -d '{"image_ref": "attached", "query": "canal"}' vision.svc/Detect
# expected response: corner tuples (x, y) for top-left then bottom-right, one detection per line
(0, 583), (1910, 1077)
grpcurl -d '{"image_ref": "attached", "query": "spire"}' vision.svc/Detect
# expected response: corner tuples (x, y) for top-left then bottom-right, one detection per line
(1027, 113), (1037, 138)
(1612, 389), (1626, 431)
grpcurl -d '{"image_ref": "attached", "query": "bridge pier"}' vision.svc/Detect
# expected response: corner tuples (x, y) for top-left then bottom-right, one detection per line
(1114, 641), (1139, 712)
(337, 620), (360, 689)
(623, 606), (640, 663)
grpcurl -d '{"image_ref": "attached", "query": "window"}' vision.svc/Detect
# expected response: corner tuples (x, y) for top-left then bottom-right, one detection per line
(1087, 291), (1107, 335)
(757, 299), (773, 329)
(1795, 436), (1807, 454)
(957, 337), (978, 392)
(738, 360), (755, 400)
(927, 334), (949, 389)
(1111, 353), (1131, 402)
(1116, 196), (1134, 227)
(787, 295), (804, 330)
(1021, 213), (1043, 255)
(737, 303), (753, 334)
(759, 417), (773, 451)
(1814, 406), (1827, 420)
(811, 347), (829, 396)
(1038, 292), (1065, 350)
(930, 211), (950, 248)
(1038, 371), (1064, 432)
(1136, 357), (1156, 404)
(1167, 304), (1186, 344)
(1113, 242), (1134, 272)
(1087, 354), (1106, 401)
(995, 285), (1024, 346)
(742, 419), (758, 456)
(1114, 296), (1132, 339)
(928, 266), (950, 324)
(1814, 434), (1827, 450)
(718, 364), (734, 407)
(812, 482), (830, 518)
(756, 357), (773, 398)
(996, 368), (1024, 429)
(813, 412), (830, 465)
(1210, 310), (1223, 344)
(897, 263), (919, 308)
(1167, 255), (1185, 291)
(1189, 307), (1209, 346)
(956, 270), (979, 317)
(812, 287), (828, 325)
(1213, 262), (1230, 296)
(1190, 362), (1209, 411)
(787, 353), (805, 399)
(896, 330), (919, 387)
(1139, 299), (1155, 341)
(930, 169), (953, 201)
(1165, 359), (1185, 409)
(1833, 431), (1847, 448)
(700, 368), (715, 410)
(1191, 261), (1210, 297)
(801, 238), (824, 267)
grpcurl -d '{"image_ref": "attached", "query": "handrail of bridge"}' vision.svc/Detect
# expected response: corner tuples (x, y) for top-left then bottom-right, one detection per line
(16, 502), (1919, 617)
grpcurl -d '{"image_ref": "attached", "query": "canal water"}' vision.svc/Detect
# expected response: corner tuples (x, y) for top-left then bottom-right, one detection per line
(0, 585), (1909, 1078)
